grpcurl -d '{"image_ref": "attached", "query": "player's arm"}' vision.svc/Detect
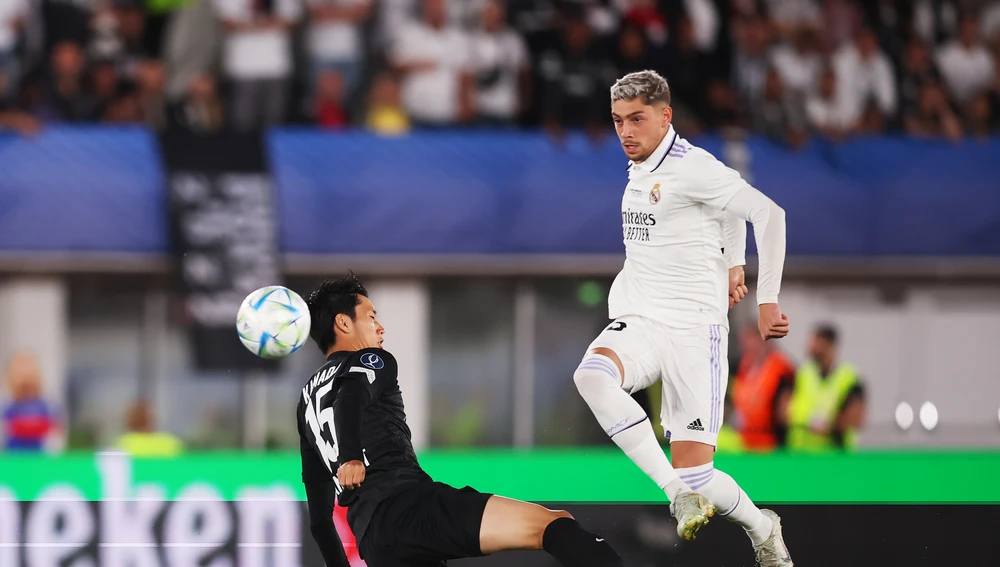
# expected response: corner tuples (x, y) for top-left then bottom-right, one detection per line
(680, 158), (788, 338)
(331, 349), (397, 489)
(303, 481), (351, 567)
(723, 212), (749, 308)
(331, 374), (372, 490)
(297, 402), (351, 567)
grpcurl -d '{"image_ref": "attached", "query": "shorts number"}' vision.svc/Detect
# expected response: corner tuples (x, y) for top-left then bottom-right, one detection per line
(607, 321), (627, 332)
(303, 381), (341, 490)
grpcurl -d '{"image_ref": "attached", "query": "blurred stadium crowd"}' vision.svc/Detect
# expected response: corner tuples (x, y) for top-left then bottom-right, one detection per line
(0, 0), (998, 143)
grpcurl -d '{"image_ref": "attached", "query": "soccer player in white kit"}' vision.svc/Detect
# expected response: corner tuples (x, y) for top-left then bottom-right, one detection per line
(573, 70), (794, 566)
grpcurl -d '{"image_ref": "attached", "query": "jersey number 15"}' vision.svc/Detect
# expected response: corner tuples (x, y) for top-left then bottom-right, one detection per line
(303, 381), (341, 489)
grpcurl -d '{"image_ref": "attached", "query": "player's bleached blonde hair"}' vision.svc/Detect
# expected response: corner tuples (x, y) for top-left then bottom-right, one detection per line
(610, 70), (671, 106)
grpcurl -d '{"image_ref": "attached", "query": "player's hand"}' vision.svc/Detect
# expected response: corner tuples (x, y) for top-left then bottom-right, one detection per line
(728, 267), (748, 309)
(337, 460), (366, 490)
(758, 303), (789, 340)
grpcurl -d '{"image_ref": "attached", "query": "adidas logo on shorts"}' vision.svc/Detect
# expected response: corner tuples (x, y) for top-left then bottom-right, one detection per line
(687, 419), (705, 431)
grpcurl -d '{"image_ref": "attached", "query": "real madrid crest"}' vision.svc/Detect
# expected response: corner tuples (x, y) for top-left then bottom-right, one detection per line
(649, 183), (661, 204)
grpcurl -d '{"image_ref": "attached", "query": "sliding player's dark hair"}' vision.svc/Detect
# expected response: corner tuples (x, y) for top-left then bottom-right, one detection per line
(306, 272), (369, 353)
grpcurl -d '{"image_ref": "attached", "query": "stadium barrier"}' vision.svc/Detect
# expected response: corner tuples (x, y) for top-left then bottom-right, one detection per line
(1, 451), (997, 566)
(1, 128), (999, 261)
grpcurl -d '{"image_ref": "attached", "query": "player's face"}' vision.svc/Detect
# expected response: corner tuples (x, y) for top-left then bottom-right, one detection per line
(611, 98), (672, 164)
(353, 296), (385, 349)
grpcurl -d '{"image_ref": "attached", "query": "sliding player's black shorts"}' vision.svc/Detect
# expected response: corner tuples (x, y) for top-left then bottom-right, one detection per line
(358, 481), (493, 567)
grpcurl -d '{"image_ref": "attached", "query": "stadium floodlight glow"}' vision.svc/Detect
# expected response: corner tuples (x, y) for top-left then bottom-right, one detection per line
(894, 402), (913, 431)
(919, 402), (938, 431)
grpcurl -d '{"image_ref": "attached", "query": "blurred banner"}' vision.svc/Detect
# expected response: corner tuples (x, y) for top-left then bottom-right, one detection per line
(1, 129), (1000, 258)
(160, 132), (280, 371)
(1, 452), (998, 566)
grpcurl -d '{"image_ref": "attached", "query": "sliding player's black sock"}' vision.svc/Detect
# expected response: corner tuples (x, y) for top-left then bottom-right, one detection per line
(542, 517), (625, 567)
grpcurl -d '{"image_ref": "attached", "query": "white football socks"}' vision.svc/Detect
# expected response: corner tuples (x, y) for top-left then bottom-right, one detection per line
(676, 462), (774, 546)
(574, 355), (689, 502)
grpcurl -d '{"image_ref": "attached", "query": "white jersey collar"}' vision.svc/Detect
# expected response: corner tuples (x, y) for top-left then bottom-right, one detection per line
(627, 125), (678, 173)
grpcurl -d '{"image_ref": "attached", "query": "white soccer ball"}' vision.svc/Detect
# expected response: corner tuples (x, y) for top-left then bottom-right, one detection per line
(236, 286), (311, 359)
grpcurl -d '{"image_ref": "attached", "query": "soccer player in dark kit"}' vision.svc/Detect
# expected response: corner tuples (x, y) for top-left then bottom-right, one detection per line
(297, 273), (627, 567)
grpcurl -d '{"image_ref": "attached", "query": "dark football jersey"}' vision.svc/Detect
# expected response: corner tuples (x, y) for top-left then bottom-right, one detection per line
(297, 348), (432, 542)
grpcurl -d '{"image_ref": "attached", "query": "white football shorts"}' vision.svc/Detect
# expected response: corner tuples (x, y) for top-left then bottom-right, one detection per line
(585, 314), (729, 446)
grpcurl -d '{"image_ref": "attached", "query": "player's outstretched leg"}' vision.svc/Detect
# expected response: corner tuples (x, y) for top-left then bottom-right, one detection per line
(573, 351), (693, 502)
(673, 451), (793, 566)
(479, 496), (625, 567)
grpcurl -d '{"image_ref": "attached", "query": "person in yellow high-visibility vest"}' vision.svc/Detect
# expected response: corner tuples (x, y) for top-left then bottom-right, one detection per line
(116, 400), (183, 458)
(786, 324), (866, 451)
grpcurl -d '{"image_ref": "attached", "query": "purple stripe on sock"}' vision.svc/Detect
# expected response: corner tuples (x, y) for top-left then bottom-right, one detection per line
(679, 469), (714, 483)
(689, 472), (715, 491)
(580, 356), (620, 377)
(578, 359), (619, 378)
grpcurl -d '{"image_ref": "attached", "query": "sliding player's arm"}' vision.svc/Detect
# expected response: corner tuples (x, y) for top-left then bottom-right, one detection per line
(298, 403), (351, 567)
(332, 349), (397, 489)
(679, 155), (788, 338)
(331, 373), (373, 490)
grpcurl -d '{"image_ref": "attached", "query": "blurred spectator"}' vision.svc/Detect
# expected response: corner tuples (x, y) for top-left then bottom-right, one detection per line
(103, 83), (143, 123)
(832, 27), (896, 129)
(312, 69), (348, 129)
(899, 39), (943, 126)
(538, 11), (615, 139)
(623, 0), (668, 49)
(665, 17), (711, 122)
(365, 70), (410, 135)
(614, 21), (653, 75)
(90, 59), (120, 120)
(771, 27), (821, 96)
(702, 78), (744, 131)
(984, 1), (1000, 43)
(116, 400), (183, 457)
(390, 0), (474, 127)
(753, 68), (807, 147)
(857, 98), (887, 134)
(963, 91), (995, 139)
(806, 66), (854, 140)
(112, 1), (152, 82)
(764, 0), (821, 38)
(167, 72), (225, 132)
(863, 0), (913, 65)
(41, 0), (93, 51)
(468, 0), (530, 127)
(0, 72), (40, 134)
(732, 15), (772, 106)
(215, 0), (302, 131)
(935, 15), (995, 106)
(731, 322), (796, 451)
(305, 0), (372, 98)
(912, 0), (958, 46)
(787, 324), (866, 451)
(818, 0), (862, 54)
(136, 59), (167, 129)
(0, 0), (26, 103)
(34, 40), (94, 122)
(3, 351), (59, 452)
(904, 81), (963, 141)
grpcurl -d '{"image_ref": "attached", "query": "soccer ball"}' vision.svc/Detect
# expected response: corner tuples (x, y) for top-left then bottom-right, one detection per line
(236, 286), (311, 359)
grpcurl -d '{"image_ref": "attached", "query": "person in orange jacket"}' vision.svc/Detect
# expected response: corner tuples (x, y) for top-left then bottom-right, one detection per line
(731, 323), (796, 451)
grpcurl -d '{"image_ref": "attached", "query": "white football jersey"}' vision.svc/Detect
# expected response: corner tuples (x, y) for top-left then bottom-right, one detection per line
(608, 126), (752, 330)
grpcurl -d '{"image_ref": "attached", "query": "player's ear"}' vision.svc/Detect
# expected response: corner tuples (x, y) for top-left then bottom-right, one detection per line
(334, 313), (352, 335)
(662, 104), (672, 127)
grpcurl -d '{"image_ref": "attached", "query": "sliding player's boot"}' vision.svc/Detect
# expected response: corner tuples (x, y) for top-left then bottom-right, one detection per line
(753, 509), (793, 566)
(669, 491), (715, 540)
